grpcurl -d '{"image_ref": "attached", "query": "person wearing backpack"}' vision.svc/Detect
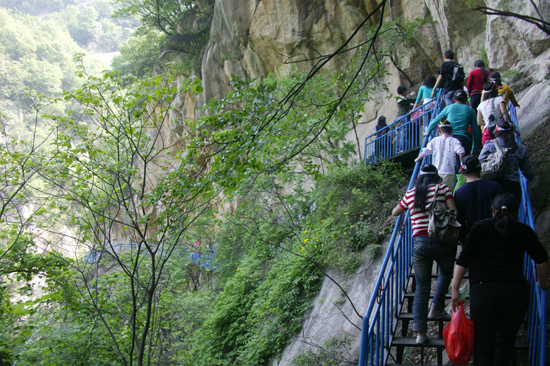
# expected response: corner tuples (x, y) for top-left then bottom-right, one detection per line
(478, 120), (534, 202)
(392, 164), (458, 344)
(467, 60), (489, 112)
(430, 50), (465, 106)
(477, 81), (512, 146)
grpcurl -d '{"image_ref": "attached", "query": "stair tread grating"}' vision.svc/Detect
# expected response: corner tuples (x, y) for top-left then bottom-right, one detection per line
(403, 291), (470, 300)
(397, 312), (451, 321)
(391, 336), (528, 349)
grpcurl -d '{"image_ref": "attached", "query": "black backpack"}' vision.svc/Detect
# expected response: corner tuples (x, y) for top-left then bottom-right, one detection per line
(449, 62), (465, 84)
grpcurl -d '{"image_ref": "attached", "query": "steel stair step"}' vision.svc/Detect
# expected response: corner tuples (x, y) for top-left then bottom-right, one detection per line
(403, 292), (470, 300)
(392, 337), (445, 348)
(397, 312), (451, 322)
(428, 273), (468, 279)
(386, 364), (442, 366)
(391, 337), (529, 349)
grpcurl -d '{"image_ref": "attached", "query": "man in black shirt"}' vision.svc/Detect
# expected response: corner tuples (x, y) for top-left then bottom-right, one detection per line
(430, 50), (464, 106)
(454, 156), (503, 244)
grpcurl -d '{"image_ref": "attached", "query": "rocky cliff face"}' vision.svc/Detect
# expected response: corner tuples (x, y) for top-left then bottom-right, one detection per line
(162, 0), (550, 153)
(157, 0), (549, 363)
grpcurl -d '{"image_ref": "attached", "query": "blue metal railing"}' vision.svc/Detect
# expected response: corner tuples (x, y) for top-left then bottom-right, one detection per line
(364, 95), (443, 164)
(358, 90), (444, 365)
(511, 105), (547, 366)
(357, 102), (546, 365)
(83, 242), (218, 270)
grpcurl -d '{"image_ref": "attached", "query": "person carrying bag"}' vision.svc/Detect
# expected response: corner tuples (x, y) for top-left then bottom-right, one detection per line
(392, 164), (458, 344)
(451, 193), (550, 366)
(443, 303), (475, 365)
(427, 184), (461, 245)
(480, 138), (508, 180)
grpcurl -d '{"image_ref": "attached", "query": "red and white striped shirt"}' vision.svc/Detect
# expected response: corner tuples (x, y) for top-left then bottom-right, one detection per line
(398, 184), (453, 237)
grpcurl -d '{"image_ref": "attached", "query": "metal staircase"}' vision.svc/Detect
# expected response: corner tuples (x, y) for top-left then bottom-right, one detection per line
(359, 96), (547, 366)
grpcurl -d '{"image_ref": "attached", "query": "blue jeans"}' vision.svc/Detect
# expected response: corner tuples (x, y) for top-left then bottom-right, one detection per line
(412, 235), (456, 332)
(395, 120), (409, 153)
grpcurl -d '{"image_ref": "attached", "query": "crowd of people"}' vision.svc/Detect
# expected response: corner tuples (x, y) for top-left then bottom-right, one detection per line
(386, 50), (550, 366)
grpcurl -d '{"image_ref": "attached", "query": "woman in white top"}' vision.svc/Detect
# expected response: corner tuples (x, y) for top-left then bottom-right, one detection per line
(477, 81), (510, 146)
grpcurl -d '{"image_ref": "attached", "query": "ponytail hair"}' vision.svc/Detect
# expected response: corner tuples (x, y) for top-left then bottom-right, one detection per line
(414, 164), (439, 211)
(475, 60), (488, 82)
(494, 119), (518, 153)
(492, 193), (519, 236)
(483, 81), (498, 99)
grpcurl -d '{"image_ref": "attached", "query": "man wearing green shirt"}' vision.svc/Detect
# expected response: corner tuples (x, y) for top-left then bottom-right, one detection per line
(427, 90), (479, 155)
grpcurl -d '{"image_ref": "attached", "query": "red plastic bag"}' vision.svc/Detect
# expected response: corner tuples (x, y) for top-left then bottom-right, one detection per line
(443, 303), (475, 365)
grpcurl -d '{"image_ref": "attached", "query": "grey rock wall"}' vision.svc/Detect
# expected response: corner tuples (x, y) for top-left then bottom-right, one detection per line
(176, 0), (549, 160)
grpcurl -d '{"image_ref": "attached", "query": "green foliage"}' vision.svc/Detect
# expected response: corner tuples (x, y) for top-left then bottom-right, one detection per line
(0, 13), (408, 365)
(111, 0), (212, 83)
(5, 62), (211, 366)
(111, 31), (167, 85)
(308, 163), (405, 272)
(501, 69), (520, 84)
(0, 0), (75, 16)
(97, 18), (131, 52)
(113, 0), (213, 36)
(0, 236), (72, 365)
(0, 7), (86, 140)
(181, 249), (323, 366)
(178, 159), (403, 364)
(480, 46), (490, 68)
(59, 5), (99, 46)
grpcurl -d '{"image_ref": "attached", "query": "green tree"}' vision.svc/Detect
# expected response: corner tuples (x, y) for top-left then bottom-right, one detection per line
(111, 31), (167, 85)
(59, 5), (99, 46)
(0, 0), (75, 16)
(113, 0), (213, 36)
(27, 60), (211, 366)
(97, 18), (131, 52)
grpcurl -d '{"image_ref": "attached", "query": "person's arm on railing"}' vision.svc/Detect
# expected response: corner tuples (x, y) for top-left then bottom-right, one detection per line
(537, 260), (550, 290)
(392, 205), (405, 216)
(426, 107), (448, 136)
(430, 75), (444, 99)
(499, 100), (510, 119)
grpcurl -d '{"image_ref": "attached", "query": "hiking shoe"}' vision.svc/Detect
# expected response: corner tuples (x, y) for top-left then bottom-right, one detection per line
(429, 308), (450, 318)
(416, 333), (430, 344)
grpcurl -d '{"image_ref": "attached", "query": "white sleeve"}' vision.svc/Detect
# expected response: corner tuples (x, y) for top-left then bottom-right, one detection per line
(422, 140), (434, 156)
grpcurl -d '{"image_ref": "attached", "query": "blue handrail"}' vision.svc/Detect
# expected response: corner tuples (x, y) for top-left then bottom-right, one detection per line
(357, 101), (546, 366)
(358, 90), (444, 365)
(83, 242), (218, 270)
(364, 95), (444, 164)
(511, 105), (547, 366)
